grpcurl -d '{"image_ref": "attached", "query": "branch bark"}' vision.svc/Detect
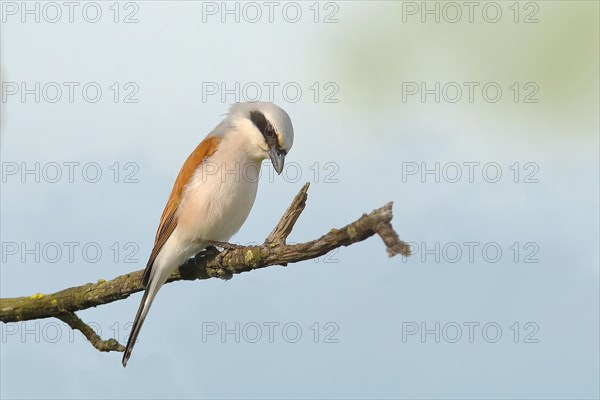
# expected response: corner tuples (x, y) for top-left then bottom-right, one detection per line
(0, 183), (410, 352)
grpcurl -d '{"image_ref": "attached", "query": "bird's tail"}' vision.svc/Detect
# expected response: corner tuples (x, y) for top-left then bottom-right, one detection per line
(121, 276), (163, 367)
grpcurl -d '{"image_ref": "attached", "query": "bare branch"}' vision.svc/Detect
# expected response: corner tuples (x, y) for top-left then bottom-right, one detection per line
(56, 312), (125, 352)
(0, 183), (410, 354)
(265, 182), (310, 244)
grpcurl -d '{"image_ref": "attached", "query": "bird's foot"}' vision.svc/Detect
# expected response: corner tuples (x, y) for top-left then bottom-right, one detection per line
(198, 246), (234, 280)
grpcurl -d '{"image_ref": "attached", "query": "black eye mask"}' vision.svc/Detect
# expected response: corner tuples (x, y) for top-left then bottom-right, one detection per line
(250, 110), (283, 154)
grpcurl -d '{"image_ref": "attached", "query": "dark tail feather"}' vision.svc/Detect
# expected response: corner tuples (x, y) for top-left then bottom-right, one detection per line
(122, 288), (152, 367)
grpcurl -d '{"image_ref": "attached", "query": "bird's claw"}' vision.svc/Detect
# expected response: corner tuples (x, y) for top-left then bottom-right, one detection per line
(199, 245), (221, 257)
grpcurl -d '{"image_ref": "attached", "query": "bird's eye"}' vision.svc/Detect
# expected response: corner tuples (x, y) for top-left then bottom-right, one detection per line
(265, 125), (276, 137)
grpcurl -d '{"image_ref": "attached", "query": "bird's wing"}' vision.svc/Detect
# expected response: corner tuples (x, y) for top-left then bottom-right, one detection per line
(142, 135), (221, 287)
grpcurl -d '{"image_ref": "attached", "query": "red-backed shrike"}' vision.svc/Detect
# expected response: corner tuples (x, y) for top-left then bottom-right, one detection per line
(122, 102), (294, 366)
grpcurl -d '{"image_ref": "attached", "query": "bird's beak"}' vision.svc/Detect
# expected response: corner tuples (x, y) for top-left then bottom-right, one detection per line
(269, 147), (285, 175)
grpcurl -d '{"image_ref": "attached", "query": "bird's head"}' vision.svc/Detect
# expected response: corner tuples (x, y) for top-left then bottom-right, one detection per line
(227, 101), (294, 174)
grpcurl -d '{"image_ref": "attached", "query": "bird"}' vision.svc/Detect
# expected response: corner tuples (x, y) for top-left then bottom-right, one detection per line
(122, 101), (294, 367)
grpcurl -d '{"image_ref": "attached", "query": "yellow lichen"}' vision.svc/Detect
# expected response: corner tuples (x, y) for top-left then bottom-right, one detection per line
(245, 250), (255, 263)
(347, 226), (357, 239)
(30, 293), (44, 299)
(243, 248), (265, 267)
(97, 279), (106, 284)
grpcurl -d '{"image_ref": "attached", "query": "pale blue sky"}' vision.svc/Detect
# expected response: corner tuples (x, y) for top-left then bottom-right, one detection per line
(1, 1), (598, 399)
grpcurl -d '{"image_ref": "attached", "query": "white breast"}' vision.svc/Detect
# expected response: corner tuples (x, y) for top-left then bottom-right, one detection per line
(178, 158), (260, 244)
